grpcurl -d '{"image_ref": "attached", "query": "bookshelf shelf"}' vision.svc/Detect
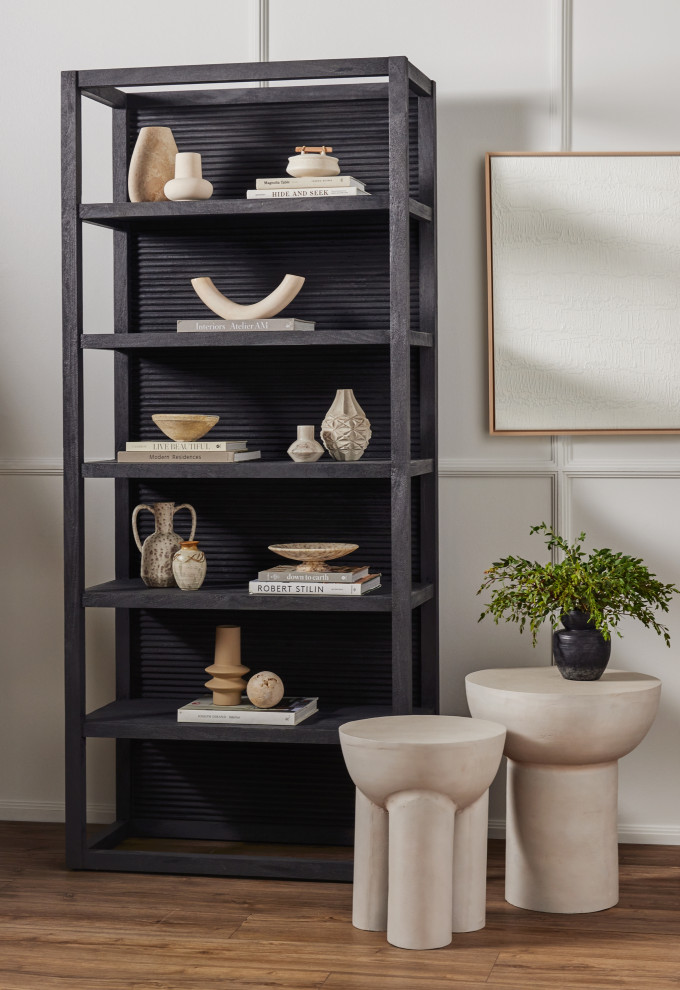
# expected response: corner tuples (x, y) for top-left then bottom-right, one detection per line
(79, 195), (432, 229)
(82, 578), (434, 611)
(63, 56), (438, 881)
(81, 331), (434, 348)
(85, 700), (436, 744)
(81, 458), (434, 479)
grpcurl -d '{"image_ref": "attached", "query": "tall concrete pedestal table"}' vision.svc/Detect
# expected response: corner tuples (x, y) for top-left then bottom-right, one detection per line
(465, 668), (661, 914)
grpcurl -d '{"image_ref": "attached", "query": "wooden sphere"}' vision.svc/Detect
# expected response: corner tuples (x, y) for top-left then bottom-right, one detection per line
(246, 671), (285, 708)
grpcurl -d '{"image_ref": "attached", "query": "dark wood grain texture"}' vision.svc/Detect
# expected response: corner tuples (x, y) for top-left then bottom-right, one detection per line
(81, 330), (433, 347)
(61, 70), (86, 870)
(81, 459), (434, 479)
(418, 80), (439, 711)
(112, 103), (133, 825)
(65, 57), (437, 879)
(84, 700), (435, 744)
(78, 197), (432, 228)
(81, 578), (434, 611)
(77, 57), (392, 87)
(388, 57), (413, 713)
(0, 825), (678, 989)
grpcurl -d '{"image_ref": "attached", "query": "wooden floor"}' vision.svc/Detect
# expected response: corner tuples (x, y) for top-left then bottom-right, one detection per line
(0, 823), (678, 989)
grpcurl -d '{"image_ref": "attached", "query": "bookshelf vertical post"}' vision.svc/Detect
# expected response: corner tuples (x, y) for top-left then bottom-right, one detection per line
(417, 82), (439, 712)
(388, 56), (413, 714)
(61, 70), (86, 867)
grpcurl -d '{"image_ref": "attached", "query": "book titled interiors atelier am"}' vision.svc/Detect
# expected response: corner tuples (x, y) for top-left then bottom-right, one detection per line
(178, 696), (318, 725)
(177, 318), (314, 332)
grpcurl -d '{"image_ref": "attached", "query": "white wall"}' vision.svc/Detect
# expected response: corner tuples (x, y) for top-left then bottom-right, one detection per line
(1, 0), (679, 842)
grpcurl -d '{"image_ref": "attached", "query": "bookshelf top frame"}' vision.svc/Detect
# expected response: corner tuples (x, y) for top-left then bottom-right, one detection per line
(73, 57), (433, 105)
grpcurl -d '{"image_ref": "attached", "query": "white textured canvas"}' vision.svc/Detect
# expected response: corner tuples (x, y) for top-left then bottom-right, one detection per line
(490, 154), (680, 432)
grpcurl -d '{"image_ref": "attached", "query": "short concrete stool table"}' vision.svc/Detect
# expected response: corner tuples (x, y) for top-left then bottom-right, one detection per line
(339, 715), (506, 950)
(465, 667), (661, 914)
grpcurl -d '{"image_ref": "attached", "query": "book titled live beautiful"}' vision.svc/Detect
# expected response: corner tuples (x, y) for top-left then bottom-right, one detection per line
(177, 318), (315, 333)
(178, 696), (319, 725)
(125, 440), (247, 452)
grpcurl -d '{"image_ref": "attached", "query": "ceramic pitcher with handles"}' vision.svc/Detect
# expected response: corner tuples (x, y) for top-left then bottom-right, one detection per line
(132, 501), (197, 587)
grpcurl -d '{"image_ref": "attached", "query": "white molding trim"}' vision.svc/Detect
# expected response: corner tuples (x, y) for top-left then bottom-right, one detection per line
(439, 458), (680, 479)
(0, 458), (63, 476)
(560, 0), (573, 153)
(0, 799), (115, 825)
(565, 462), (680, 477)
(489, 817), (679, 845)
(258, 0), (269, 87)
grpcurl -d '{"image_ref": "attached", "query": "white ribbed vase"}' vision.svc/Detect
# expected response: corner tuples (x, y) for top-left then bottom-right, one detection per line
(321, 389), (372, 462)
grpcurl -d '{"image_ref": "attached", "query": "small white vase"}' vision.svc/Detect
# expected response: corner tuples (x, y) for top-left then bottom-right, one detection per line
(164, 153), (213, 202)
(321, 389), (372, 461)
(172, 540), (207, 590)
(287, 425), (324, 462)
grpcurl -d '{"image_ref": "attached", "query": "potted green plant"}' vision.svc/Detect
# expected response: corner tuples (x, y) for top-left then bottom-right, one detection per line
(477, 523), (678, 680)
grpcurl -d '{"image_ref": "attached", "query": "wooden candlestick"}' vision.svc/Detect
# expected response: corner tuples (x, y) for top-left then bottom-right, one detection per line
(204, 625), (250, 706)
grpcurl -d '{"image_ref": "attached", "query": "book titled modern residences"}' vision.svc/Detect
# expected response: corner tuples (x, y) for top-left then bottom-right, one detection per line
(178, 696), (319, 725)
(117, 450), (261, 463)
(177, 318), (315, 332)
(255, 175), (366, 190)
(249, 575), (381, 596)
(257, 564), (370, 583)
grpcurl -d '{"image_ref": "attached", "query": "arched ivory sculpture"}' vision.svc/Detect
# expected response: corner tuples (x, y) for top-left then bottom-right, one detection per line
(191, 274), (305, 320)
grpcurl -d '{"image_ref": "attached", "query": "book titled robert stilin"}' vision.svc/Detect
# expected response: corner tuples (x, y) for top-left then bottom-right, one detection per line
(249, 575), (381, 596)
(177, 696), (319, 725)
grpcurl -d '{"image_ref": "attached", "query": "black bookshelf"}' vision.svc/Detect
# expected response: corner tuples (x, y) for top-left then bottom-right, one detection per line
(62, 56), (438, 881)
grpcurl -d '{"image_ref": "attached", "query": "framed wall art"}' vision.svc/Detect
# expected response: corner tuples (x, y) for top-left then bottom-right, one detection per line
(486, 152), (680, 435)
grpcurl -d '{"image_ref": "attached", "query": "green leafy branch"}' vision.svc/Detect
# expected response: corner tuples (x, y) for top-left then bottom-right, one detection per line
(477, 523), (678, 646)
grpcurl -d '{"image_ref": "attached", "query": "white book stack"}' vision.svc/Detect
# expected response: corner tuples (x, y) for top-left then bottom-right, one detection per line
(249, 564), (381, 597)
(246, 175), (370, 199)
(117, 440), (261, 463)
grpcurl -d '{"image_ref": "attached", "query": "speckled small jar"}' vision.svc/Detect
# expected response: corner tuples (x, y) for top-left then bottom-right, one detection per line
(172, 540), (207, 590)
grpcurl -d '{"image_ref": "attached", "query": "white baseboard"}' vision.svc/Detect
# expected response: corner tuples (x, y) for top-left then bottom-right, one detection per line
(489, 818), (680, 845)
(1, 803), (678, 844)
(0, 800), (115, 824)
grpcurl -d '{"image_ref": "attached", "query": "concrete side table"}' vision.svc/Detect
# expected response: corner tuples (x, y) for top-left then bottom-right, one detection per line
(465, 667), (661, 914)
(339, 715), (506, 950)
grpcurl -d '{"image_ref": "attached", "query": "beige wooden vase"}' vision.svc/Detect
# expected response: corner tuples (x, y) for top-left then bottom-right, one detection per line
(321, 389), (372, 461)
(132, 501), (197, 587)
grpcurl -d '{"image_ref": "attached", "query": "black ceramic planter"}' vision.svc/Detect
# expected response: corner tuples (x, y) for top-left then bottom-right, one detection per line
(553, 611), (611, 680)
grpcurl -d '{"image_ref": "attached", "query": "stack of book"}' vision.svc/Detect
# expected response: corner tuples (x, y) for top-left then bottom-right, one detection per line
(246, 175), (369, 200)
(178, 695), (318, 726)
(117, 440), (261, 463)
(249, 563), (381, 596)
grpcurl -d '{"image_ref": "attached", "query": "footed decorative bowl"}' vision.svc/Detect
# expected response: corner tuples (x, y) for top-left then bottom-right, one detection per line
(268, 542), (359, 573)
(151, 413), (219, 442)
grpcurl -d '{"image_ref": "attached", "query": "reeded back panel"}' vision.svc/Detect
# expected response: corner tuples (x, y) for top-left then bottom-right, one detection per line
(131, 91), (420, 199)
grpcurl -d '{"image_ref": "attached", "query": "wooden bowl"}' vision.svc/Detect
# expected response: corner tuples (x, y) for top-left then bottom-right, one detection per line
(151, 413), (219, 442)
(268, 542), (359, 573)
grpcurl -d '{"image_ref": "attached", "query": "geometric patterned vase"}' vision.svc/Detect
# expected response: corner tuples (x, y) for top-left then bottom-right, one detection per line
(321, 388), (372, 461)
